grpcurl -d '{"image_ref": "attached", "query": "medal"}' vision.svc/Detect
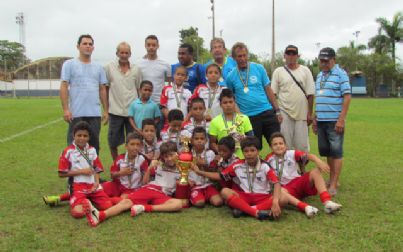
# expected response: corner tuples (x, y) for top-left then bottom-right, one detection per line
(237, 63), (250, 95)
(219, 77), (224, 82)
(319, 90), (324, 95)
(243, 87), (249, 93)
(207, 108), (212, 115)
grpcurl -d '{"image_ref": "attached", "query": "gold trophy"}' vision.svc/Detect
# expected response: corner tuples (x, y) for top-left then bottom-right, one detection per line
(226, 114), (244, 150)
(175, 136), (193, 201)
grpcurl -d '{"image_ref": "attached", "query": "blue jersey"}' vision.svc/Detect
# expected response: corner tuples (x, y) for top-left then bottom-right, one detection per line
(315, 64), (351, 121)
(205, 56), (237, 86)
(226, 62), (272, 116)
(171, 63), (206, 93)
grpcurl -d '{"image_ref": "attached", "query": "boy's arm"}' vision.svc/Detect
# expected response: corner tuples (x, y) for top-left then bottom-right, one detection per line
(142, 165), (155, 185)
(58, 168), (94, 178)
(92, 172), (100, 192)
(129, 117), (142, 134)
(271, 182), (282, 218)
(191, 163), (221, 181)
(307, 153), (329, 173)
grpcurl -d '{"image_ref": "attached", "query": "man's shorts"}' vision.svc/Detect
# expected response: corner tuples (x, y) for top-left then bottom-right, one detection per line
(283, 172), (317, 200)
(128, 187), (171, 205)
(190, 185), (219, 205)
(317, 121), (344, 158)
(70, 183), (112, 210)
(108, 114), (133, 148)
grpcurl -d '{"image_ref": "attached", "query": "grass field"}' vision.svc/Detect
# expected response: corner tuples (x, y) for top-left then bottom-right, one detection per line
(0, 98), (402, 251)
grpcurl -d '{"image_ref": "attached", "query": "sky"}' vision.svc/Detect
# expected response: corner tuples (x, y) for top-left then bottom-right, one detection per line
(1, 0), (402, 65)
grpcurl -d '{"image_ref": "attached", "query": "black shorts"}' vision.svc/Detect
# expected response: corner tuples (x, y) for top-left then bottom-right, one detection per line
(108, 114), (133, 148)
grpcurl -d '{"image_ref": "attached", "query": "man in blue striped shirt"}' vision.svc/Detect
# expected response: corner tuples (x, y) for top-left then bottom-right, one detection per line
(313, 47), (351, 196)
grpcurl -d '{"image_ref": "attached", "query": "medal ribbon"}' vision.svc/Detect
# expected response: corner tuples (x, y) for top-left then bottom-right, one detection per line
(246, 159), (260, 193)
(207, 84), (218, 110)
(236, 63), (250, 91)
(275, 157), (285, 181)
(173, 84), (184, 108)
(319, 70), (332, 91)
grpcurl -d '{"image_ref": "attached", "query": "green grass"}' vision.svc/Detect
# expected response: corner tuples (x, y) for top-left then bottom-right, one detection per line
(0, 98), (402, 251)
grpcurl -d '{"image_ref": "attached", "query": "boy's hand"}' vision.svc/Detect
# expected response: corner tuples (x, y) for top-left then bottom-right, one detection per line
(213, 154), (222, 164)
(91, 182), (99, 192)
(190, 163), (200, 173)
(149, 160), (159, 168)
(271, 201), (281, 219)
(80, 168), (95, 176)
(205, 114), (212, 122)
(318, 163), (330, 173)
(195, 157), (207, 167)
(120, 168), (134, 176)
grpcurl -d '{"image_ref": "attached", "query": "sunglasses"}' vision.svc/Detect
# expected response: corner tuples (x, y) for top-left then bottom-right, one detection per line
(285, 51), (297, 56)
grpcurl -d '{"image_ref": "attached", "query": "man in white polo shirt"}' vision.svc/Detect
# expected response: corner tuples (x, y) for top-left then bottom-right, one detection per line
(104, 42), (142, 159)
(271, 45), (315, 152)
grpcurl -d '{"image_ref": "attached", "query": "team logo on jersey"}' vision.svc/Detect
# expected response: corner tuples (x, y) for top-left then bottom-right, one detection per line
(249, 76), (258, 84)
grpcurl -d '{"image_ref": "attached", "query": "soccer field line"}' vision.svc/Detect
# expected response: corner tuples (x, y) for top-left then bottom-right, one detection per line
(0, 118), (63, 143)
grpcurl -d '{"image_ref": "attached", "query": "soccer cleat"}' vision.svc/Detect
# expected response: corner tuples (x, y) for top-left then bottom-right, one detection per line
(324, 201), (342, 214)
(130, 205), (145, 217)
(85, 202), (100, 227)
(305, 206), (319, 218)
(256, 210), (275, 221)
(231, 208), (244, 218)
(43, 195), (60, 206)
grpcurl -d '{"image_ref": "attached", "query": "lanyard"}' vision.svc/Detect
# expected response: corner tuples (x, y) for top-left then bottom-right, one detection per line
(236, 63), (250, 91)
(207, 84), (219, 110)
(75, 144), (93, 170)
(275, 157), (285, 181)
(246, 159), (260, 193)
(124, 152), (137, 188)
(172, 84), (184, 108)
(192, 118), (206, 128)
(168, 129), (180, 150)
(320, 70), (332, 90)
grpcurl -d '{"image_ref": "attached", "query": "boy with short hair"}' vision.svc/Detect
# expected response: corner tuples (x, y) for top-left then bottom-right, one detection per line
(58, 121), (112, 218)
(160, 109), (184, 151)
(85, 142), (183, 227)
(209, 89), (253, 158)
(181, 98), (210, 140)
(128, 80), (161, 134)
(101, 133), (148, 199)
(265, 132), (342, 213)
(141, 118), (161, 162)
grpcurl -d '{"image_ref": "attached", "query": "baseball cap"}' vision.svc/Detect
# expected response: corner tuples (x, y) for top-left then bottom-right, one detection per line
(318, 47), (336, 60)
(285, 45), (298, 54)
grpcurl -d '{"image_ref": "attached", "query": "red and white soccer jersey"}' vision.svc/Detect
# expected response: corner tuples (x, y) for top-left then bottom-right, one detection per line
(145, 165), (181, 196)
(160, 127), (182, 151)
(110, 153), (148, 190)
(181, 118), (210, 138)
(190, 84), (225, 118)
(265, 150), (308, 186)
(58, 143), (103, 185)
(220, 159), (279, 194)
(160, 84), (192, 116)
(189, 150), (216, 189)
(142, 139), (161, 159)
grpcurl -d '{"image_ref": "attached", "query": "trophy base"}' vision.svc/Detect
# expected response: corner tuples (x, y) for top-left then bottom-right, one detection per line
(175, 182), (190, 199)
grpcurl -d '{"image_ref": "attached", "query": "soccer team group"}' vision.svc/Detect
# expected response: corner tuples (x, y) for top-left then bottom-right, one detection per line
(43, 34), (348, 227)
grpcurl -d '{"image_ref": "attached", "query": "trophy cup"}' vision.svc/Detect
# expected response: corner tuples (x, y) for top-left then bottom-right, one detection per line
(175, 136), (193, 203)
(227, 115), (244, 151)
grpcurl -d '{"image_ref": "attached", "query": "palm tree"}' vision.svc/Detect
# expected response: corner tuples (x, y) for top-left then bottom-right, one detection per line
(337, 41), (366, 73)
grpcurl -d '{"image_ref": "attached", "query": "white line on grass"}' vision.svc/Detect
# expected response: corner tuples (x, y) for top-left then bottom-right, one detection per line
(0, 118), (63, 143)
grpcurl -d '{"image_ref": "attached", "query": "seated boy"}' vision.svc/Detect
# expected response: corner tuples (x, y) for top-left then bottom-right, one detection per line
(85, 142), (183, 227)
(101, 133), (149, 199)
(192, 136), (317, 220)
(160, 109), (184, 151)
(58, 121), (112, 218)
(265, 132), (342, 214)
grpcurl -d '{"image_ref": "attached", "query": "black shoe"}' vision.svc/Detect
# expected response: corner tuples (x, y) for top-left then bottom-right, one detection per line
(257, 210), (275, 221)
(232, 208), (244, 218)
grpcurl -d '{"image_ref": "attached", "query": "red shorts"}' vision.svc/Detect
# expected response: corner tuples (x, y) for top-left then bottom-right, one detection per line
(102, 181), (137, 197)
(233, 187), (273, 205)
(128, 186), (171, 205)
(70, 183), (112, 210)
(190, 185), (219, 205)
(284, 172), (317, 200)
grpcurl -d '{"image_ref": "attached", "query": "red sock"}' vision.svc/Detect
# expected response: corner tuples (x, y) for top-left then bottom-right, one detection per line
(143, 204), (153, 212)
(255, 197), (273, 210)
(60, 192), (70, 201)
(320, 191), (331, 204)
(99, 211), (106, 222)
(227, 195), (257, 217)
(110, 197), (122, 205)
(297, 201), (308, 212)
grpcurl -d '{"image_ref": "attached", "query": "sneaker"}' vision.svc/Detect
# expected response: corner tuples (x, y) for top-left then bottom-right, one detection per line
(256, 210), (275, 221)
(130, 205), (145, 217)
(231, 208), (244, 218)
(85, 202), (100, 227)
(43, 195), (60, 206)
(305, 206), (319, 218)
(324, 201), (342, 214)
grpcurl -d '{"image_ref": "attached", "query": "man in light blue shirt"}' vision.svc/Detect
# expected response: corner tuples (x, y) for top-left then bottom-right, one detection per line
(313, 47), (351, 196)
(60, 34), (108, 154)
(204, 38), (237, 86)
(226, 42), (282, 149)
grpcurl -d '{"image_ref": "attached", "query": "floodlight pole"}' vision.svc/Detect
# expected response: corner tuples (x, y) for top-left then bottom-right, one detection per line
(211, 0), (216, 38)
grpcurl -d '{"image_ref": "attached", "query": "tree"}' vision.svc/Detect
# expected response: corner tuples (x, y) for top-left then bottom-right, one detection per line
(179, 27), (210, 63)
(337, 41), (367, 73)
(0, 40), (29, 73)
